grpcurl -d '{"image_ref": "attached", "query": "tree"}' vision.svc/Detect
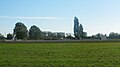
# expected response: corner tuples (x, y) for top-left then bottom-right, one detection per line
(7, 33), (13, 40)
(66, 34), (74, 39)
(78, 24), (84, 39)
(96, 33), (101, 39)
(13, 22), (28, 40)
(29, 25), (41, 40)
(0, 33), (4, 40)
(74, 17), (79, 39)
(73, 17), (87, 39)
(109, 32), (119, 38)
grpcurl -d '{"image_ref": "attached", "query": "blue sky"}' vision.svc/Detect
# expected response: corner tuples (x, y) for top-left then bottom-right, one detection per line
(0, 0), (120, 36)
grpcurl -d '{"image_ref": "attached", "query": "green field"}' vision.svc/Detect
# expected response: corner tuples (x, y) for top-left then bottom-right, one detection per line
(0, 42), (120, 67)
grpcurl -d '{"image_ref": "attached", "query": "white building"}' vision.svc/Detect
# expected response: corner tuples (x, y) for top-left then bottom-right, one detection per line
(100, 34), (107, 40)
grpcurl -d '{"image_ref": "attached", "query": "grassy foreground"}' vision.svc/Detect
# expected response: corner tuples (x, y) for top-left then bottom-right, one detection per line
(0, 42), (120, 67)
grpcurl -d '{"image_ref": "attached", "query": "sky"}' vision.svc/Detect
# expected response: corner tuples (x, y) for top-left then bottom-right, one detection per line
(0, 0), (120, 36)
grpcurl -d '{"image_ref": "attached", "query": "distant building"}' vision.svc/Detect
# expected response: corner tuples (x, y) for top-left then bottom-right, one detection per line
(100, 34), (107, 40)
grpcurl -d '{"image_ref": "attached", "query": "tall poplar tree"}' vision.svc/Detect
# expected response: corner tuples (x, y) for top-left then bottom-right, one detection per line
(78, 24), (84, 39)
(74, 17), (87, 39)
(74, 17), (79, 39)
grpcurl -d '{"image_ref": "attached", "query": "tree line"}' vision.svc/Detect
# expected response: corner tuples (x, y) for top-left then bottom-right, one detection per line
(0, 17), (120, 40)
(12, 22), (66, 40)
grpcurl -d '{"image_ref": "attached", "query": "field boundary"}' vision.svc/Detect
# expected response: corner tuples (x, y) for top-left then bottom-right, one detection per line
(0, 40), (120, 43)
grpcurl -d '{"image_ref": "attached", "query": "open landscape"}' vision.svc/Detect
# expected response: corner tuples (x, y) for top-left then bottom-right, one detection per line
(1, 0), (120, 66)
(0, 42), (120, 67)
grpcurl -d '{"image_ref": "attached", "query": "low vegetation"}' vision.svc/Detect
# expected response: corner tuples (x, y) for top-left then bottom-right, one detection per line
(0, 42), (120, 66)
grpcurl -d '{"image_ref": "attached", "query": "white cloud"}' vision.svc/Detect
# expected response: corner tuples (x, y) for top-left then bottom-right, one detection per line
(0, 16), (60, 20)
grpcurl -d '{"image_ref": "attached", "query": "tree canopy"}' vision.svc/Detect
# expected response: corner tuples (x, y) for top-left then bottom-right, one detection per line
(7, 33), (13, 40)
(13, 22), (28, 40)
(109, 32), (119, 39)
(29, 25), (42, 40)
(0, 33), (4, 40)
(78, 24), (84, 39)
(74, 17), (79, 39)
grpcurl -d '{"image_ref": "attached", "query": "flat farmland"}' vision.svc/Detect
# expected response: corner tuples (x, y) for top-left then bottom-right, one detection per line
(0, 42), (120, 67)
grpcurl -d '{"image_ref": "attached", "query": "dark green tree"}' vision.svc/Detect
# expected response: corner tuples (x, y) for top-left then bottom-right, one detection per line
(13, 22), (28, 40)
(78, 24), (84, 39)
(0, 33), (4, 40)
(109, 32), (119, 38)
(74, 17), (87, 39)
(74, 17), (79, 39)
(29, 25), (41, 40)
(7, 33), (13, 40)
(96, 33), (101, 39)
(66, 35), (74, 39)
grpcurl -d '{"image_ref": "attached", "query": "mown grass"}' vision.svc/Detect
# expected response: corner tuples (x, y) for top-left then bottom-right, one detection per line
(0, 42), (120, 67)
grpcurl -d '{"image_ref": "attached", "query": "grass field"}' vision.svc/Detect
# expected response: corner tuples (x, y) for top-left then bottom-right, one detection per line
(0, 42), (120, 67)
